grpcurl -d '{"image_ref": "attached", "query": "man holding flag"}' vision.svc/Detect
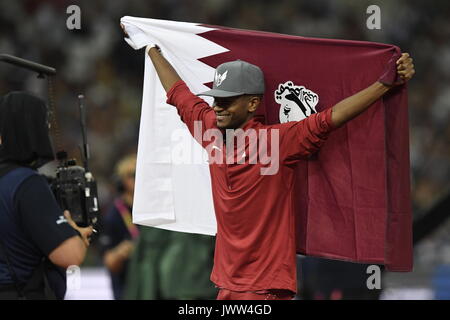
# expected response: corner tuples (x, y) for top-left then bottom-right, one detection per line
(121, 22), (414, 300)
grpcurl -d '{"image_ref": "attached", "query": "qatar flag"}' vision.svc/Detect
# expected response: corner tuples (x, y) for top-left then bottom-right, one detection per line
(121, 16), (412, 271)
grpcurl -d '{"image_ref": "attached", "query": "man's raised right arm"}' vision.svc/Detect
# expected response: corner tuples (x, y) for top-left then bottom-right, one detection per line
(121, 23), (215, 134)
(147, 46), (182, 92)
(121, 23), (180, 92)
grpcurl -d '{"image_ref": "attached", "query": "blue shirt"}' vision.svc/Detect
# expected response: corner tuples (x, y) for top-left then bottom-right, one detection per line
(98, 200), (133, 300)
(0, 167), (77, 297)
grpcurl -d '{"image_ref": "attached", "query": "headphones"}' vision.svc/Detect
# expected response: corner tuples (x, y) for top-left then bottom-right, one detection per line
(113, 154), (137, 194)
(113, 174), (125, 194)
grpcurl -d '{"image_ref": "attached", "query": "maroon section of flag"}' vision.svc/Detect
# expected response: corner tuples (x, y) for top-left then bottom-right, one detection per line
(198, 26), (412, 271)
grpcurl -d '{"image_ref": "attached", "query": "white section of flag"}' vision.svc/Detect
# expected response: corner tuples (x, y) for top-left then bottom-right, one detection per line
(120, 16), (227, 235)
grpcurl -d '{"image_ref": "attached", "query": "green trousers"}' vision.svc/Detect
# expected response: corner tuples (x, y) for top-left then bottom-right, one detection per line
(124, 227), (217, 300)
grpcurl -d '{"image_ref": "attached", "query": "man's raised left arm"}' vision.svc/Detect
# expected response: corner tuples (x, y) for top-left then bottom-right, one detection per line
(331, 53), (415, 128)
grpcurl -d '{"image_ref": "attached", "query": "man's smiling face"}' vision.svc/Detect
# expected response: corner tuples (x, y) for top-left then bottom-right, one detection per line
(213, 95), (262, 129)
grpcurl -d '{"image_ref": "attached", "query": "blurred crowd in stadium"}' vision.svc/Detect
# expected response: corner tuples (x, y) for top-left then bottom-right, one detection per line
(0, 0), (449, 298)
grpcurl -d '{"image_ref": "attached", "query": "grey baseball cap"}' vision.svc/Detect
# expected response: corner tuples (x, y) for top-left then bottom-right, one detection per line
(197, 60), (265, 98)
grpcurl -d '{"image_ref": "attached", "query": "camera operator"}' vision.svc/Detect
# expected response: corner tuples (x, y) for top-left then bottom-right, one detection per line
(0, 91), (93, 300)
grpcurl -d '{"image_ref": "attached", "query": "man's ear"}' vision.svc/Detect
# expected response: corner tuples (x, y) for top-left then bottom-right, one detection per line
(248, 96), (262, 113)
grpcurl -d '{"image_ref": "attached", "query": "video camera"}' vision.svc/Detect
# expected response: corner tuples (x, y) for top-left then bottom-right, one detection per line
(0, 54), (99, 227)
(50, 94), (99, 227)
(51, 154), (99, 227)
